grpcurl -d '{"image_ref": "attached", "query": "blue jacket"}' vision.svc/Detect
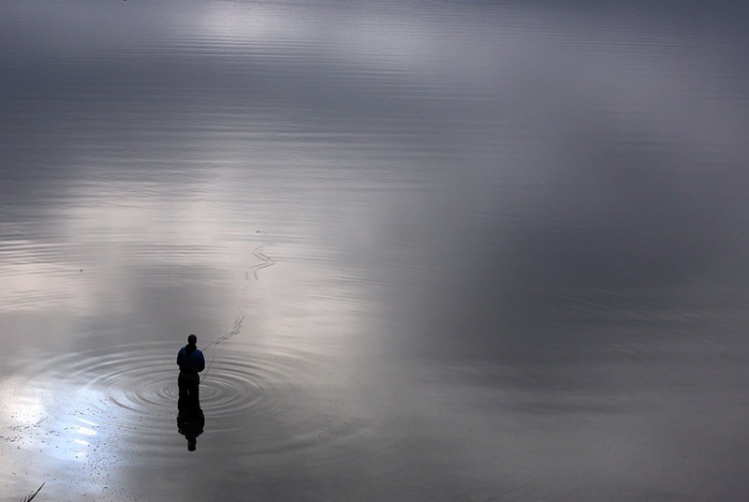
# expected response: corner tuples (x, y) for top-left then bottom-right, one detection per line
(177, 345), (205, 373)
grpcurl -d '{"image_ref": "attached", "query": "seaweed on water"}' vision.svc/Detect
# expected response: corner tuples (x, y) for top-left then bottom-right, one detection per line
(21, 483), (44, 502)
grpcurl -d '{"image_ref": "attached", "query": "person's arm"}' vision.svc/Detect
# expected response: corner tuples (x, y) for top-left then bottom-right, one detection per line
(196, 351), (206, 372)
(177, 347), (190, 370)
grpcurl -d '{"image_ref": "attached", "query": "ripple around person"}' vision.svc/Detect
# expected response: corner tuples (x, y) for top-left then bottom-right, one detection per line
(3, 236), (365, 463)
(3, 340), (342, 466)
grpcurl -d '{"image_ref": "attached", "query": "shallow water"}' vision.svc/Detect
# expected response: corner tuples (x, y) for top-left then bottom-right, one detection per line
(2, 0), (749, 500)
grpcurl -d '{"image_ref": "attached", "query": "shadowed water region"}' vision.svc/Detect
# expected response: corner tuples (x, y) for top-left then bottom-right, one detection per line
(2, 0), (749, 500)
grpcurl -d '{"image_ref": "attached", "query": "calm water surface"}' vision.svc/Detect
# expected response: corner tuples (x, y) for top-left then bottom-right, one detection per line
(2, 1), (749, 500)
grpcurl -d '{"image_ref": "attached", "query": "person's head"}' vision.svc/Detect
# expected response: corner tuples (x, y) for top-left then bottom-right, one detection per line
(187, 334), (197, 346)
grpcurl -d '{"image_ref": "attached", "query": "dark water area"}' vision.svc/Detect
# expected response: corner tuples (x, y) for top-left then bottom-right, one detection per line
(2, 0), (749, 500)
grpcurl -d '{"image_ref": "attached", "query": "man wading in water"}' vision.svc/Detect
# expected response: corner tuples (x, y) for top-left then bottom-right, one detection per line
(177, 334), (205, 412)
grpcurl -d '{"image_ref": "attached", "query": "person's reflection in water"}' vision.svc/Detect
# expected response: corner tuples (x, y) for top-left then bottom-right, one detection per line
(177, 334), (206, 451)
(177, 399), (205, 451)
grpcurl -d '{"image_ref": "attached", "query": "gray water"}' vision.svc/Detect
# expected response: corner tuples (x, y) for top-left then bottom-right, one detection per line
(2, 0), (749, 500)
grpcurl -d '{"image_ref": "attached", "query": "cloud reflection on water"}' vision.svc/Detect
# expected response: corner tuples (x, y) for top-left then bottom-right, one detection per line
(2, 0), (749, 500)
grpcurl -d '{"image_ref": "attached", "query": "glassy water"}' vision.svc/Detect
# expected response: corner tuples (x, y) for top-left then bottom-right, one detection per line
(2, 0), (749, 500)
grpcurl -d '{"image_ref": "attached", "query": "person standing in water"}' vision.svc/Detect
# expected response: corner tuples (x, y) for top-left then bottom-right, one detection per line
(177, 334), (205, 411)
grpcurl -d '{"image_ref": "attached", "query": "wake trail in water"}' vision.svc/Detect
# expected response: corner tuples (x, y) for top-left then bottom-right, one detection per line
(201, 232), (275, 380)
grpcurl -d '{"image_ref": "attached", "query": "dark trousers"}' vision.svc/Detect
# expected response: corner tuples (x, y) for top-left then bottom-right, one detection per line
(178, 371), (200, 411)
